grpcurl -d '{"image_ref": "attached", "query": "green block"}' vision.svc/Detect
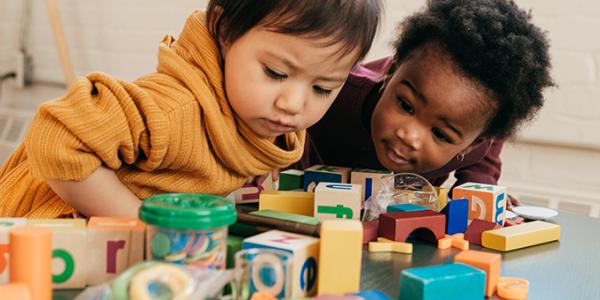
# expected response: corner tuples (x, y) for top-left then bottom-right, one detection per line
(226, 235), (244, 269)
(387, 203), (428, 213)
(249, 209), (320, 225)
(399, 263), (485, 300)
(279, 169), (304, 191)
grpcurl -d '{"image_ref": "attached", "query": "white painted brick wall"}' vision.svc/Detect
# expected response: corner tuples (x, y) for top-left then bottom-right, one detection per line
(0, 0), (599, 212)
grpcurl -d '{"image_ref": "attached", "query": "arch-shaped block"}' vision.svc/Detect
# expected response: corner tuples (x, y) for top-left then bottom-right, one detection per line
(378, 210), (446, 243)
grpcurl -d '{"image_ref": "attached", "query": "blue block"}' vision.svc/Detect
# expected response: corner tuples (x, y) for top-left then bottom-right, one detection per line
(353, 289), (391, 300)
(303, 170), (342, 192)
(399, 263), (485, 300)
(441, 199), (468, 234)
(387, 203), (428, 213)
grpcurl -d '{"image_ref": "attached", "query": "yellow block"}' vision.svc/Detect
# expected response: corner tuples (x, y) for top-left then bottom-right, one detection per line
(482, 221), (560, 251)
(258, 190), (314, 216)
(375, 237), (413, 253)
(435, 186), (448, 211)
(318, 220), (362, 295)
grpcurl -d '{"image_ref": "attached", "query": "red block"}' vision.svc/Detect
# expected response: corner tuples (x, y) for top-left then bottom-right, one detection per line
(362, 220), (379, 244)
(464, 219), (500, 245)
(378, 210), (446, 243)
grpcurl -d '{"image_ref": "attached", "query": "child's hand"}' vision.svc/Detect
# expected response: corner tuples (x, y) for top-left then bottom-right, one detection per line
(252, 169), (280, 186)
(507, 194), (521, 210)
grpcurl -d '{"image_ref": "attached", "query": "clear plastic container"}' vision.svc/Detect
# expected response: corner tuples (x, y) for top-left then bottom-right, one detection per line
(139, 193), (237, 270)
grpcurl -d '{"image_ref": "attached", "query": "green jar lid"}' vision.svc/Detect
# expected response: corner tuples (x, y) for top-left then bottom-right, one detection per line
(139, 193), (236, 230)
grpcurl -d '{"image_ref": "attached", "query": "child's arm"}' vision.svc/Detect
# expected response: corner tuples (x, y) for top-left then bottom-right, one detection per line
(47, 166), (141, 217)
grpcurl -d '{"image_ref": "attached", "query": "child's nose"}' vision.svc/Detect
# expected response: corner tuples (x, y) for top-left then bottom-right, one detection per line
(275, 87), (304, 115)
(395, 125), (423, 151)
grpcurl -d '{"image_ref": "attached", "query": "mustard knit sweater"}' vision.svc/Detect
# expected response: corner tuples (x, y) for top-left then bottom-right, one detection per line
(0, 11), (305, 218)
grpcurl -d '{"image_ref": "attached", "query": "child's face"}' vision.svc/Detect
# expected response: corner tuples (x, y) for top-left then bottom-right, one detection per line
(221, 26), (358, 137)
(371, 43), (495, 173)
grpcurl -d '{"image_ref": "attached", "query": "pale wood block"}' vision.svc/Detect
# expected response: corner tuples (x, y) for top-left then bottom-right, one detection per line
(454, 250), (502, 297)
(234, 173), (274, 204)
(86, 217), (146, 285)
(482, 220), (560, 251)
(453, 182), (508, 226)
(303, 165), (351, 192)
(27, 219), (87, 289)
(314, 182), (362, 221)
(0, 218), (27, 284)
(350, 168), (392, 201)
(258, 190), (314, 216)
(318, 220), (363, 295)
(243, 230), (319, 297)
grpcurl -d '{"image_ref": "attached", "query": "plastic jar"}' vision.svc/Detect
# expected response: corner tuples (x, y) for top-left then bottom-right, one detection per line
(139, 193), (236, 269)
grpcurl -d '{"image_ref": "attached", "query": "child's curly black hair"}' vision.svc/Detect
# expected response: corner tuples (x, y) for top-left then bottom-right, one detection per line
(392, 0), (554, 139)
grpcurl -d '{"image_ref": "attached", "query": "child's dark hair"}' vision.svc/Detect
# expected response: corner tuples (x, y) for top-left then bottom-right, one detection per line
(392, 0), (554, 139)
(206, 0), (383, 63)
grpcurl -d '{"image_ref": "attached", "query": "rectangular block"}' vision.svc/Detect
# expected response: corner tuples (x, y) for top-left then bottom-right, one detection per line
(279, 169), (305, 191)
(378, 210), (446, 243)
(243, 230), (319, 297)
(303, 165), (351, 192)
(86, 217), (146, 285)
(435, 187), (448, 211)
(387, 203), (427, 213)
(454, 250), (501, 297)
(318, 220), (363, 295)
(441, 199), (468, 234)
(399, 263), (485, 300)
(481, 221), (560, 251)
(314, 182), (362, 221)
(250, 210), (320, 225)
(0, 218), (27, 284)
(350, 168), (392, 201)
(464, 219), (500, 246)
(27, 219), (87, 289)
(234, 174), (274, 204)
(258, 190), (314, 216)
(452, 182), (507, 226)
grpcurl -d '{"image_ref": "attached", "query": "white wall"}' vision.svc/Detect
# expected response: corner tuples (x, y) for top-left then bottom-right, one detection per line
(0, 0), (599, 215)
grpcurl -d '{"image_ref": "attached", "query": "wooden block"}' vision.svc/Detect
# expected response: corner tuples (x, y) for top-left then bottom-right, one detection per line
(451, 238), (469, 250)
(279, 169), (305, 191)
(10, 226), (52, 300)
(441, 199), (468, 234)
(398, 263), (485, 300)
(235, 174), (274, 204)
(243, 230), (319, 297)
(454, 250), (502, 297)
(437, 236), (453, 249)
(314, 182), (362, 221)
(0, 283), (31, 300)
(368, 242), (393, 252)
(27, 219), (87, 289)
(452, 182), (507, 226)
(435, 187), (448, 211)
(374, 237), (412, 254)
(481, 221), (560, 251)
(387, 203), (427, 213)
(353, 289), (392, 300)
(362, 220), (379, 244)
(259, 190), (314, 216)
(250, 210), (320, 225)
(350, 168), (392, 201)
(303, 165), (351, 192)
(86, 217), (146, 285)
(0, 218), (26, 284)
(226, 235), (244, 269)
(497, 277), (529, 300)
(464, 219), (500, 246)
(378, 210), (445, 243)
(318, 220), (363, 296)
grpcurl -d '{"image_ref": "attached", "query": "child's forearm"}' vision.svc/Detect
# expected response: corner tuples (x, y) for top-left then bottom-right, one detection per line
(47, 166), (141, 217)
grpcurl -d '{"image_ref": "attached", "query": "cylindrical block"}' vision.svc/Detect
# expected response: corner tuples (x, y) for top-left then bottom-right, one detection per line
(0, 283), (31, 300)
(9, 226), (52, 300)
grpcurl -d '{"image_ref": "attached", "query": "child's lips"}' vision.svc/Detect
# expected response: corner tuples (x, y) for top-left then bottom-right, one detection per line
(386, 148), (410, 165)
(265, 119), (295, 133)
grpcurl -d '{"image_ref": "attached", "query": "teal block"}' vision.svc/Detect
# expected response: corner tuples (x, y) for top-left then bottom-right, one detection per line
(398, 263), (485, 300)
(387, 203), (427, 213)
(279, 169), (304, 191)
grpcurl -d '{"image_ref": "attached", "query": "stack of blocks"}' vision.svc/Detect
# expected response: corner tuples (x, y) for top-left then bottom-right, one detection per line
(452, 182), (507, 226)
(303, 165), (351, 192)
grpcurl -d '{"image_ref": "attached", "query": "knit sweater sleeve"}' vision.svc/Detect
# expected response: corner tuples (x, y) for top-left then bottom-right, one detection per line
(24, 72), (172, 181)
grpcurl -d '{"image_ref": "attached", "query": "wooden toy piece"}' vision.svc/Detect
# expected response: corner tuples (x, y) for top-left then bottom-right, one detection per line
(303, 165), (351, 192)
(378, 210), (445, 244)
(243, 230), (319, 297)
(497, 277), (529, 300)
(314, 182), (362, 221)
(451, 238), (469, 250)
(27, 219), (87, 289)
(368, 242), (393, 252)
(251, 291), (278, 300)
(398, 263), (485, 300)
(86, 217), (146, 285)
(235, 173), (274, 204)
(353, 289), (392, 300)
(318, 220), (363, 296)
(259, 190), (314, 216)
(350, 168), (392, 201)
(464, 219), (500, 246)
(441, 199), (468, 234)
(279, 169), (305, 191)
(251, 210), (320, 225)
(482, 220), (560, 252)
(387, 203), (427, 213)
(454, 250), (502, 298)
(374, 237), (412, 254)
(0, 283), (31, 300)
(437, 235), (453, 250)
(226, 235), (244, 269)
(435, 187), (448, 211)
(437, 234), (467, 250)
(362, 220), (379, 244)
(237, 209), (320, 237)
(452, 182), (508, 226)
(10, 226), (52, 300)
(0, 218), (26, 284)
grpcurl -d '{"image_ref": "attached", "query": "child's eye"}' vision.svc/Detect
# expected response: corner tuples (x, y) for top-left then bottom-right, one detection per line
(397, 97), (414, 114)
(264, 66), (287, 81)
(432, 128), (451, 143)
(313, 85), (332, 97)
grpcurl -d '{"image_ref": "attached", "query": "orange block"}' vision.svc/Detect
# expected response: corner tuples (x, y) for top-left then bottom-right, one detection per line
(9, 226), (52, 300)
(0, 283), (31, 300)
(454, 250), (501, 297)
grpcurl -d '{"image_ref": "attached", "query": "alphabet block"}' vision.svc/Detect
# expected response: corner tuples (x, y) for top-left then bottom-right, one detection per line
(258, 190), (314, 216)
(235, 174), (274, 204)
(350, 168), (392, 201)
(452, 182), (507, 226)
(27, 219), (87, 289)
(243, 230), (319, 297)
(481, 221), (560, 252)
(279, 169), (304, 191)
(318, 220), (363, 295)
(314, 182), (362, 221)
(86, 217), (145, 285)
(454, 250), (501, 297)
(0, 218), (26, 284)
(303, 165), (351, 192)
(398, 263), (485, 300)
(441, 199), (468, 234)
(378, 210), (445, 243)
(464, 219), (500, 246)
